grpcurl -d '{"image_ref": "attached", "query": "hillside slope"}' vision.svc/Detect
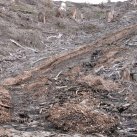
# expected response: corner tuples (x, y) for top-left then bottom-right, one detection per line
(1, 0), (137, 137)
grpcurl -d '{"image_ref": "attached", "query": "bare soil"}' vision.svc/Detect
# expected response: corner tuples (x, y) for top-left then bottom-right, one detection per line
(1, 0), (137, 137)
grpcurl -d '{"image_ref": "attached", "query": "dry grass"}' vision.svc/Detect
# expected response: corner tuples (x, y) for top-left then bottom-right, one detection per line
(3, 71), (32, 86)
(11, 2), (36, 14)
(48, 102), (118, 133)
(41, 0), (53, 8)
(80, 23), (100, 34)
(78, 74), (120, 91)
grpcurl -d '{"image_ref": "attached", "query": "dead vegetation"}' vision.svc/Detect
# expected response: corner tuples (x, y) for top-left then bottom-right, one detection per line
(2, 71), (32, 86)
(1, 22), (137, 137)
(48, 102), (118, 134)
(78, 74), (120, 91)
(10, 1), (36, 14)
(1, 0), (137, 137)
(107, 9), (115, 22)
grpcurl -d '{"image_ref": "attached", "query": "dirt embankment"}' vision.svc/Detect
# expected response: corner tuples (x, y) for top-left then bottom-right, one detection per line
(1, 22), (137, 137)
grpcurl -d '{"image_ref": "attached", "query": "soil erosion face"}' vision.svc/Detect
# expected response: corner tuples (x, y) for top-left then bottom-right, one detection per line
(1, 23), (137, 137)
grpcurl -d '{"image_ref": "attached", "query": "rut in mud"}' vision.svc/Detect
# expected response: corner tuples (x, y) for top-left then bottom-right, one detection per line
(2, 23), (137, 137)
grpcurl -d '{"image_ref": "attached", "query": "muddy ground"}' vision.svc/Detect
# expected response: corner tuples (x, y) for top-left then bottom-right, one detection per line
(1, 0), (137, 137)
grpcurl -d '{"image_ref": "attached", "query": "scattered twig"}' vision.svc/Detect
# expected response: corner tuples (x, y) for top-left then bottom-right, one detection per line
(10, 39), (25, 49)
(54, 71), (62, 80)
(122, 113), (137, 117)
(32, 57), (48, 66)
(47, 33), (63, 40)
(76, 88), (80, 95)
(10, 39), (39, 53)
(94, 65), (104, 73)
(26, 46), (39, 53)
(39, 108), (43, 114)
(107, 93), (118, 100)
(39, 102), (47, 106)
(118, 88), (126, 93)
(94, 133), (107, 137)
(56, 86), (67, 89)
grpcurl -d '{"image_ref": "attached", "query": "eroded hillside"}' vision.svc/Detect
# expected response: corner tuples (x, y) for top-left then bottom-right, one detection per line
(1, 0), (137, 137)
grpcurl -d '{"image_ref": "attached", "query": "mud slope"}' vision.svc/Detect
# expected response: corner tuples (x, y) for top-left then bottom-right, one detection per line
(1, 23), (137, 137)
(2, 23), (137, 86)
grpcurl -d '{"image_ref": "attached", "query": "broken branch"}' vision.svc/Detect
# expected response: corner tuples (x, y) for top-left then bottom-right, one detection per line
(10, 39), (39, 53)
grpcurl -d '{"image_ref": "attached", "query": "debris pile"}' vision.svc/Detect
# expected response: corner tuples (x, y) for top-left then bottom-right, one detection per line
(78, 74), (120, 91)
(48, 102), (118, 134)
(1, 0), (137, 137)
